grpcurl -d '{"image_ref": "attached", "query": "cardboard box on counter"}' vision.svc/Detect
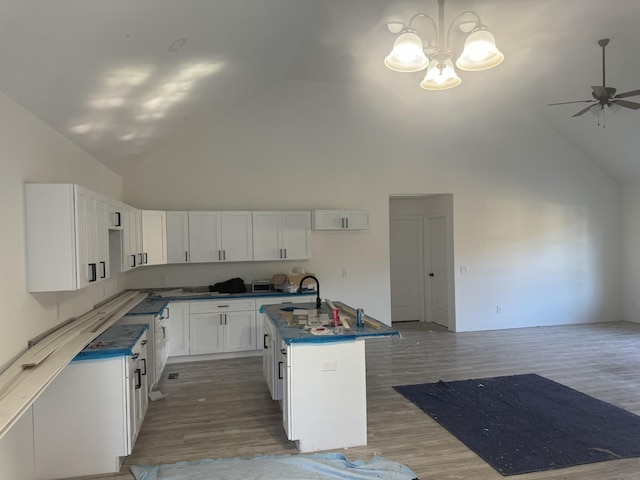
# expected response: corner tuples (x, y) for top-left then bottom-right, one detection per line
(271, 273), (317, 292)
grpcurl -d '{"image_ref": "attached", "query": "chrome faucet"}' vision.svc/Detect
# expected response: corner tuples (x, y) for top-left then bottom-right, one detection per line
(298, 275), (321, 310)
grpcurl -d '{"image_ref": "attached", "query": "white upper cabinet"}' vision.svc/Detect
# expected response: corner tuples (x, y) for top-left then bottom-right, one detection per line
(166, 211), (190, 264)
(311, 210), (372, 230)
(96, 195), (110, 280)
(107, 200), (124, 230)
(188, 211), (253, 263)
(252, 211), (311, 261)
(142, 210), (167, 265)
(25, 184), (109, 292)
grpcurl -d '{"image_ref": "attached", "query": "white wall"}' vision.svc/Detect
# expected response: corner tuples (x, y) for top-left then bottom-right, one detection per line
(0, 90), (124, 480)
(622, 182), (640, 323)
(123, 79), (622, 332)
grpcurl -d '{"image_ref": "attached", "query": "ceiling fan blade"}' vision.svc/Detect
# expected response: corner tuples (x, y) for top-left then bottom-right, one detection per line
(614, 89), (640, 99)
(548, 100), (594, 106)
(612, 99), (640, 110)
(572, 105), (595, 117)
(591, 85), (609, 101)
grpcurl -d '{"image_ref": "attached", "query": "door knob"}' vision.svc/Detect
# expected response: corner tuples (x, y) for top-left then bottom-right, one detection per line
(429, 273), (434, 277)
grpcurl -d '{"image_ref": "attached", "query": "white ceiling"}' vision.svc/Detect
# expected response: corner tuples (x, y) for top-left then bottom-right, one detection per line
(1, 0), (639, 181)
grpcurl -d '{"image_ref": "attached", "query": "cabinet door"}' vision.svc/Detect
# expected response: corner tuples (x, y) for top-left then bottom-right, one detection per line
(166, 301), (190, 356)
(220, 212), (253, 261)
(74, 185), (93, 288)
(189, 312), (224, 354)
(344, 210), (372, 230)
(96, 195), (110, 280)
(166, 211), (190, 263)
(311, 210), (343, 230)
(262, 318), (275, 398)
(142, 210), (167, 265)
(107, 200), (124, 229)
(188, 212), (221, 263)
(281, 211), (311, 260)
(120, 205), (135, 271)
(222, 310), (256, 352)
(252, 211), (282, 260)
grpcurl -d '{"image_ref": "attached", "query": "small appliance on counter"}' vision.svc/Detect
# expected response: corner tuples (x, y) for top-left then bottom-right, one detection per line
(251, 280), (272, 292)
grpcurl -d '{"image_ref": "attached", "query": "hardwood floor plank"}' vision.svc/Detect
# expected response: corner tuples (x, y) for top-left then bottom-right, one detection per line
(71, 321), (640, 480)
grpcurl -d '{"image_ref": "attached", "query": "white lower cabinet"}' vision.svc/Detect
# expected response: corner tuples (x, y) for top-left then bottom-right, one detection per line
(188, 299), (256, 355)
(33, 330), (148, 479)
(257, 296), (311, 401)
(166, 301), (190, 356)
(117, 308), (169, 390)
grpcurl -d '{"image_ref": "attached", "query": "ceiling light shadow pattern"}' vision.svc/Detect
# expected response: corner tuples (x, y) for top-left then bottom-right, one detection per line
(68, 60), (223, 146)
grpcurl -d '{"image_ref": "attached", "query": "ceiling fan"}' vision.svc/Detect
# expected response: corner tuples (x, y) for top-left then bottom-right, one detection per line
(548, 38), (640, 119)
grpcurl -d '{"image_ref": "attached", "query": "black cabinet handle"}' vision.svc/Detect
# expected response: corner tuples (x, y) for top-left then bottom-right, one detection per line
(143, 252), (148, 264)
(135, 368), (141, 389)
(131, 254), (136, 267)
(115, 211), (121, 227)
(89, 263), (97, 282)
(263, 334), (269, 349)
(278, 361), (283, 380)
(283, 249), (287, 259)
(346, 218), (349, 228)
(429, 273), (434, 277)
(185, 251), (188, 262)
(141, 358), (147, 375)
(100, 261), (106, 278)
(138, 253), (143, 265)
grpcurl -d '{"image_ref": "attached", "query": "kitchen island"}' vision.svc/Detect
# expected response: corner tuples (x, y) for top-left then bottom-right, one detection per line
(262, 302), (399, 453)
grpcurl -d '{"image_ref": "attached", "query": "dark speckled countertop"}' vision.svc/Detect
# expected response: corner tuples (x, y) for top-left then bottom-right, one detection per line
(73, 324), (148, 361)
(125, 290), (317, 316)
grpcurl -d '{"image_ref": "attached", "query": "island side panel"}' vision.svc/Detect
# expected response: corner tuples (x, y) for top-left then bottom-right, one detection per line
(286, 339), (367, 452)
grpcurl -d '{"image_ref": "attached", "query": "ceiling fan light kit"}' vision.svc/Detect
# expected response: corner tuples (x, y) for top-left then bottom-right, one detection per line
(384, 0), (504, 90)
(548, 38), (640, 125)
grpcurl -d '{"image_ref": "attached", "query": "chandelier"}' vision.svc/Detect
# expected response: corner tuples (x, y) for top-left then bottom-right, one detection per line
(384, 0), (504, 90)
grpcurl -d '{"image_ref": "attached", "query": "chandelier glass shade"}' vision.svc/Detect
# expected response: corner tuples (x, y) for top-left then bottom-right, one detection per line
(384, 0), (503, 90)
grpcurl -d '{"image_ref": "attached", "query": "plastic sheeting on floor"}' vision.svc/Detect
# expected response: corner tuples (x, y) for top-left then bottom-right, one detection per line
(130, 452), (419, 480)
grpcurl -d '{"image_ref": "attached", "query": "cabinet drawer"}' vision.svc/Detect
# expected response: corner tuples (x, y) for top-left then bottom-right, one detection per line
(190, 298), (255, 313)
(131, 330), (148, 359)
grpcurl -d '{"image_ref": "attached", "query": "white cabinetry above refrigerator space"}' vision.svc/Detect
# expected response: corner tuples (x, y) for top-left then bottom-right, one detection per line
(25, 183), (110, 292)
(311, 210), (372, 230)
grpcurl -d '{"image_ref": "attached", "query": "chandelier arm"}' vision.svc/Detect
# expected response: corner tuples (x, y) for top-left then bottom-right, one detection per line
(407, 12), (438, 47)
(445, 11), (482, 50)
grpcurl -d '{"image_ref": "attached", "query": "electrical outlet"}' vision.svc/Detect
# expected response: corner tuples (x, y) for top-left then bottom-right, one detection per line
(160, 275), (168, 286)
(341, 268), (349, 278)
(460, 265), (469, 274)
(496, 305), (502, 314)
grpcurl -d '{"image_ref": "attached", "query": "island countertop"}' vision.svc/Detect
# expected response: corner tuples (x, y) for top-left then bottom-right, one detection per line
(263, 302), (400, 344)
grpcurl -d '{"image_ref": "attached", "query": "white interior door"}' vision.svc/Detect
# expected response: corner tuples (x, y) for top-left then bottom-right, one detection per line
(390, 216), (424, 322)
(426, 215), (449, 327)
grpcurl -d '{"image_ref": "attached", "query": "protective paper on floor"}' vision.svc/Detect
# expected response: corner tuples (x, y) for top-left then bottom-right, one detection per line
(394, 373), (640, 476)
(130, 452), (418, 480)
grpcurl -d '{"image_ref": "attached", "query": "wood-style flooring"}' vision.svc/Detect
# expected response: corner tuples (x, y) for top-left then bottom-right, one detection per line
(73, 321), (640, 480)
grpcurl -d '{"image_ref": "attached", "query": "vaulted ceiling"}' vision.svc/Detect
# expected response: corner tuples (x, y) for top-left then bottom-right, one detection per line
(1, 0), (639, 181)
